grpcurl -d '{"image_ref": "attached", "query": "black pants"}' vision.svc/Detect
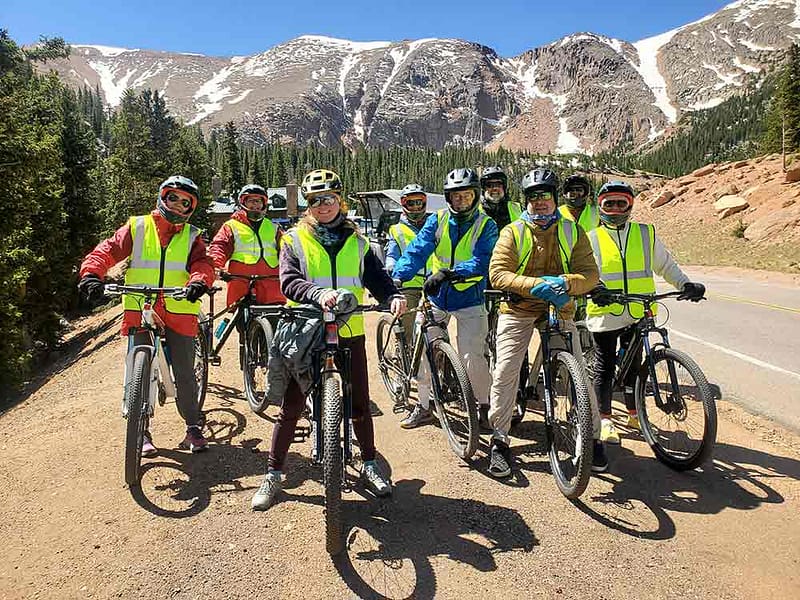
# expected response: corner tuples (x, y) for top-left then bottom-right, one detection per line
(590, 326), (640, 416)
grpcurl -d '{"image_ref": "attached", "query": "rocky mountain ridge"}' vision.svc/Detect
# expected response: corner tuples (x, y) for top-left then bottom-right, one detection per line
(42, 0), (800, 153)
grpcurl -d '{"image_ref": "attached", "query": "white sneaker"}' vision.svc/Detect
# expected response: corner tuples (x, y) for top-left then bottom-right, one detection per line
(251, 471), (282, 511)
(362, 462), (391, 497)
(600, 418), (621, 445)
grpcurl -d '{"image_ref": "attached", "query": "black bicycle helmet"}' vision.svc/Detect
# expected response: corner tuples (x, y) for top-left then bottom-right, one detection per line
(562, 174), (592, 208)
(521, 168), (559, 202)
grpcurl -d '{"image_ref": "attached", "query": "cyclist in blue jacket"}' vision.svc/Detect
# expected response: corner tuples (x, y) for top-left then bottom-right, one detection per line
(393, 168), (499, 429)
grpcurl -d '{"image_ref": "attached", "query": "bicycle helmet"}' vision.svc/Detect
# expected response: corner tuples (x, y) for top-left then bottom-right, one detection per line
(301, 169), (343, 197)
(400, 183), (428, 225)
(443, 168), (480, 220)
(597, 180), (635, 227)
(562, 174), (592, 209)
(520, 168), (559, 201)
(480, 166), (508, 204)
(237, 183), (269, 221)
(157, 175), (199, 224)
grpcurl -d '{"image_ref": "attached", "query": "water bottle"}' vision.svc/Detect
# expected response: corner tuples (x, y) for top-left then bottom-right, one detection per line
(214, 317), (230, 340)
(616, 346), (626, 366)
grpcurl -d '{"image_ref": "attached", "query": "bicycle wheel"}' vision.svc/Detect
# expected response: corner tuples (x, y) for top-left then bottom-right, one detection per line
(547, 351), (593, 499)
(430, 340), (478, 460)
(124, 349), (151, 487)
(194, 324), (209, 414)
(635, 347), (716, 471)
(376, 315), (409, 407)
(323, 376), (344, 555)
(243, 316), (273, 414)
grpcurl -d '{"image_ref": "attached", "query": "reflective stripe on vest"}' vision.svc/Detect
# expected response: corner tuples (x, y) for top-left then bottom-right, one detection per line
(124, 215), (200, 316)
(586, 223), (656, 319)
(559, 203), (600, 231)
(432, 209), (489, 291)
(284, 227), (368, 337)
(226, 218), (279, 267)
(509, 219), (577, 275)
(389, 222), (430, 289)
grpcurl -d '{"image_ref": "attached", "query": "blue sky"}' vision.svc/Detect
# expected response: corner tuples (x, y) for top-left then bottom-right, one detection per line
(3, 0), (735, 58)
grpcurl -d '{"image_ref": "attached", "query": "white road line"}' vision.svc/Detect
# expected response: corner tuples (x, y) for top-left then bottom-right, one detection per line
(671, 329), (800, 382)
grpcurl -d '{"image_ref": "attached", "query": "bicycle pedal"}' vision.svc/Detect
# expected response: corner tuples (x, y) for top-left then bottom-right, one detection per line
(293, 424), (311, 443)
(209, 355), (221, 366)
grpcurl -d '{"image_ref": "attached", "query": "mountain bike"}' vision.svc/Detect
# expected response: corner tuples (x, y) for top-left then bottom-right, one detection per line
(578, 290), (716, 470)
(485, 290), (537, 427)
(375, 295), (479, 461)
(197, 272), (282, 414)
(104, 284), (205, 487)
(283, 302), (386, 555)
(481, 290), (594, 498)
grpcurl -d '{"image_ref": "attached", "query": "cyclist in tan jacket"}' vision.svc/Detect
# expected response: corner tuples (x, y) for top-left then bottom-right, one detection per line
(487, 168), (604, 478)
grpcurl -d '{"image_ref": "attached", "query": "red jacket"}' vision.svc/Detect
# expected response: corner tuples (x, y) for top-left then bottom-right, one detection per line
(208, 210), (285, 307)
(80, 210), (215, 337)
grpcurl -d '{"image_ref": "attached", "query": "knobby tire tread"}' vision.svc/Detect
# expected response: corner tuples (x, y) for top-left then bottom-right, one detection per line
(323, 377), (344, 555)
(431, 340), (478, 461)
(124, 349), (150, 487)
(244, 317), (273, 414)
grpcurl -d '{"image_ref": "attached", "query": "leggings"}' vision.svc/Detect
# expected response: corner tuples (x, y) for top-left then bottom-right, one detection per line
(268, 335), (376, 471)
(590, 326), (640, 416)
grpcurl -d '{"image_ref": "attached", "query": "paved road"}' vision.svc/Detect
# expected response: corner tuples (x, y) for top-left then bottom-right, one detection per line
(656, 266), (800, 432)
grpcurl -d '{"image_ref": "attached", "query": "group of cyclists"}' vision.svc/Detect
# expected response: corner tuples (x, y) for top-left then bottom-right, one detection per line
(77, 163), (706, 512)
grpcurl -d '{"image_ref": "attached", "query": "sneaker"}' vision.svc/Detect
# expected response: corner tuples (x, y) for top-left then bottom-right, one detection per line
(251, 471), (282, 511)
(400, 404), (434, 429)
(488, 439), (512, 478)
(592, 440), (608, 473)
(626, 413), (641, 431)
(362, 461), (392, 497)
(600, 418), (621, 445)
(479, 404), (491, 432)
(179, 426), (208, 453)
(141, 432), (157, 457)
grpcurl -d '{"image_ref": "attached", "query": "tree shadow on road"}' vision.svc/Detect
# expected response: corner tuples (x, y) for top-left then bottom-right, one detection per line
(331, 478), (539, 600)
(129, 406), (277, 518)
(573, 439), (800, 540)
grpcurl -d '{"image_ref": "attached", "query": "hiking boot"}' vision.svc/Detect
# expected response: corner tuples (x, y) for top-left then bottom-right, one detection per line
(400, 404), (434, 429)
(141, 432), (157, 458)
(592, 440), (609, 473)
(479, 404), (491, 432)
(626, 413), (641, 431)
(362, 461), (392, 497)
(179, 426), (208, 453)
(600, 418), (621, 445)
(251, 471), (282, 511)
(488, 439), (513, 478)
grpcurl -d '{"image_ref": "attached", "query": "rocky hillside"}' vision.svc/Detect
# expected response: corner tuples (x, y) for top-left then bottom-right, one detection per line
(634, 154), (800, 272)
(40, 0), (800, 153)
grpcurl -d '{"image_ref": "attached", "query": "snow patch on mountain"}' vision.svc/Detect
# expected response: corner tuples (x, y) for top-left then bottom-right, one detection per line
(190, 63), (238, 124)
(298, 35), (391, 52)
(89, 61), (136, 106)
(632, 30), (679, 122)
(75, 44), (135, 57)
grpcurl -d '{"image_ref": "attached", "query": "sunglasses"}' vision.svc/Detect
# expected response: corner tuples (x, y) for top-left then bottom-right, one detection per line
(483, 181), (504, 189)
(564, 188), (588, 198)
(164, 192), (194, 211)
(308, 193), (340, 208)
(599, 195), (632, 211)
(403, 198), (426, 209)
(240, 193), (268, 204)
(525, 190), (554, 201)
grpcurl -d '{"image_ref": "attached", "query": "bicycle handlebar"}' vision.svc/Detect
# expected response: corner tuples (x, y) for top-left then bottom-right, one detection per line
(219, 271), (279, 283)
(600, 290), (694, 304)
(104, 284), (188, 300)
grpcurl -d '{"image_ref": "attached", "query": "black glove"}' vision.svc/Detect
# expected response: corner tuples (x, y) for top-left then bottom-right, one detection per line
(678, 282), (706, 302)
(185, 281), (209, 303)
(590, 284), (616, 307)
(423, 269), (453, 297)
(78, 274), (106, 306)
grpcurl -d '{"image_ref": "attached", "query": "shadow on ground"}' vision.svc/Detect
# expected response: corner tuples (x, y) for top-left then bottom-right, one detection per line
(332, 478), (538, 600)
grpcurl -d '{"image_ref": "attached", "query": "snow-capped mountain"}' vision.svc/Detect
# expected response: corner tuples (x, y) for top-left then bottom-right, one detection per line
(44, 0), (800, 153)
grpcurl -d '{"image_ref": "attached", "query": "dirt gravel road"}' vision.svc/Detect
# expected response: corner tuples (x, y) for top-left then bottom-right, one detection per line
(1, 305), (799, 600)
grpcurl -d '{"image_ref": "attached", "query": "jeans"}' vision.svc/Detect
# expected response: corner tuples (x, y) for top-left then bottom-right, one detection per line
(590, 326), (640, 416)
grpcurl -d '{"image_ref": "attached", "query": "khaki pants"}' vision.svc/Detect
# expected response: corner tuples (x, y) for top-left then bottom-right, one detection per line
(417, 303), (491, 409)
(399, 288), (422, 347)
(488, 313), (601, 444)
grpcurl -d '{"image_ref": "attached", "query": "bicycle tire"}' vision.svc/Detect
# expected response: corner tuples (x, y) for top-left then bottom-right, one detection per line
(323, 376), (344, 555)
(243, 316), (273, 414)
(194, 325), (209, 414)
(635, 347), (717, 471)
(430, 339), (478, 461)
(547, 351), (593, 499)
(375, 315), (410, 406)
(124, 349), (150, 487)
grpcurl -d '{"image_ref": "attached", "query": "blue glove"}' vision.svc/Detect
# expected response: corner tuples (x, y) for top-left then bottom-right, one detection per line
(552, 290), (571, 308)
(530, 282), (560, 304)
(540, 275), (567, 295)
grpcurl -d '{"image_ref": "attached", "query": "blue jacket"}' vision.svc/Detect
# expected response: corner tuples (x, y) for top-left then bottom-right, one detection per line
(393, 210), (499, 311)
(385, 214), (427, 272)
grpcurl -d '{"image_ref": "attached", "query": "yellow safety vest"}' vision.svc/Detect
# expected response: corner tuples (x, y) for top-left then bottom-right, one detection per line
(123, 215), (201, 316)
(509, 218), (577, 275)
(508, 202), (522, 222)
(586, 223), (657, 319)
(389, 221), (432, 289)
(431, 209), (490, 292)
(226, 218), (279, 267)
(283, 226), (368, 338)
(559, 203), (599, 231)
